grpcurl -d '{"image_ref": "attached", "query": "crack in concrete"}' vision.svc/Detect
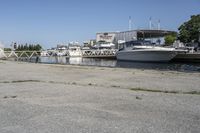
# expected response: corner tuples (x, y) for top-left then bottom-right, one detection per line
(1, 80), (200, 95)
(130, 88), (200, 95)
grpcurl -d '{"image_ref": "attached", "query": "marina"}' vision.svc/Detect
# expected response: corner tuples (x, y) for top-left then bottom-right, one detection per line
(1, 46), (200, 63)
(0, 0), (200, 132)
(1, 29), (200, 64)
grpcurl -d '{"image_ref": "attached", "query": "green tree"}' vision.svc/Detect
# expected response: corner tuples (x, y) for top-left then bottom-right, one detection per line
(28, 44), (33, 51)
(4, 48), (12, 51)
(178, 14), (200, 43)
(164, 34), (177, 45)
(16, 45), (20, 51)
(32, 44), (42, 51)
(24, 43), (28, 50)
(18, 45), (23, 51)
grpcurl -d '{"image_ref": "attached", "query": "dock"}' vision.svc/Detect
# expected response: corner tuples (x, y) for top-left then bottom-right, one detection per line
(172, 53), (200, 62)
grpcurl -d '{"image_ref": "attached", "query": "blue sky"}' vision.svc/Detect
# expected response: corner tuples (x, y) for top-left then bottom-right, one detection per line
(0, 0), (199, 48)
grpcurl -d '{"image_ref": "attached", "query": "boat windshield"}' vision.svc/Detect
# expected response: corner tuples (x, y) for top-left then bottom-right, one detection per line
(125, 40), (152, 48)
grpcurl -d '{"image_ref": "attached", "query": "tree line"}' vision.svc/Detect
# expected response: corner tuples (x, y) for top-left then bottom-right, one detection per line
(14, 44), (42, 51)
(178, 14), (200, 43)
(165, 14), (200, 45)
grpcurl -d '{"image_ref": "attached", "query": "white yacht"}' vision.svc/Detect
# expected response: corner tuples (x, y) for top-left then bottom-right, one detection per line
(68, 46), (82, 57)
(116, 45), (183, 62)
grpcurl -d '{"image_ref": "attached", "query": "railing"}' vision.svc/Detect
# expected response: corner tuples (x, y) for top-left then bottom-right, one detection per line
(41, 49), (117, 58)
(82, 49), (117, 58)
(2, 51), (41, 59)
(1, 49), (118, 59)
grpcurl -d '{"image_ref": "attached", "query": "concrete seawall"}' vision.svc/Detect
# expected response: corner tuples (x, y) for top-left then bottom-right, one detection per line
(0, 60), (200, 132)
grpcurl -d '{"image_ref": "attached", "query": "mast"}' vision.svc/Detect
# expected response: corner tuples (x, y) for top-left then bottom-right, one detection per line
(158, 19), (161, 30)
(129, 16), (132, 31)
(149, 17), (152, 30)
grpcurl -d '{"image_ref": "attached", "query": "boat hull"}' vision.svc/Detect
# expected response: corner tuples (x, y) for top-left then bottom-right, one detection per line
(116, 50), (178, 62)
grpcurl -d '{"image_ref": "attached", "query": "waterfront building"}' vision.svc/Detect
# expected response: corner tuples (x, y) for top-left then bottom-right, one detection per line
(96, 29), (176, 47)
(96, 32), (117, 43)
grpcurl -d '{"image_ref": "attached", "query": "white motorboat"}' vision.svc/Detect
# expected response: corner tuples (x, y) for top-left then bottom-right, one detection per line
(116, 45), (183, 62)
(68, 46), (82, 57)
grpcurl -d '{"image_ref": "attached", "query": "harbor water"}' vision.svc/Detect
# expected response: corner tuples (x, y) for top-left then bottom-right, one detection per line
(24, 57), (200, 72)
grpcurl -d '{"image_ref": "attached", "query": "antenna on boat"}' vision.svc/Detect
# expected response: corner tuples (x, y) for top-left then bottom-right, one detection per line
(129, 16), (132, 31)
(149, 17), (152, 30)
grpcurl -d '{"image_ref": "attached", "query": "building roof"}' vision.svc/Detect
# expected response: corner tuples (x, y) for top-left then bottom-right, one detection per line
(97, 29), (177, 38)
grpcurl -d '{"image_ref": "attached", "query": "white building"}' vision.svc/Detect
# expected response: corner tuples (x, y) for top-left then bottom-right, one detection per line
(96, 29), (176, 45)
(96, 31), (137, 44)
(96, 32), (117, 43)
